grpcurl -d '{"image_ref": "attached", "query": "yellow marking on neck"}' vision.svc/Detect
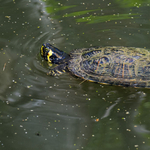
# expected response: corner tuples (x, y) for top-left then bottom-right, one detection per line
(47, 50), (53, 63)
(55, 52), (62, 59)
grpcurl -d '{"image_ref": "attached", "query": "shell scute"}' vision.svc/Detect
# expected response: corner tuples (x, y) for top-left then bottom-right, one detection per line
(68, 46), (150, 88)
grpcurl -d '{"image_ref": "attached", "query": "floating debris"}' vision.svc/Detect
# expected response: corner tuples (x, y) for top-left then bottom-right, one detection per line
(5, 16), (11, 20)
(3, 63), (6, 71)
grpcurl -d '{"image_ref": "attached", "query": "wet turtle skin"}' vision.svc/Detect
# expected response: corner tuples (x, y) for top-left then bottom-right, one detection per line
(40, 43), (150, 88)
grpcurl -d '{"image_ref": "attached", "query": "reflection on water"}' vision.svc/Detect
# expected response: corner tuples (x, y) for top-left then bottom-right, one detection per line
(1, 0), (150, 150)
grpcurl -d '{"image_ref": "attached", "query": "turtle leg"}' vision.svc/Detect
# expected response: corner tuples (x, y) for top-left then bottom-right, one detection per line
(47, 63), (67, 76)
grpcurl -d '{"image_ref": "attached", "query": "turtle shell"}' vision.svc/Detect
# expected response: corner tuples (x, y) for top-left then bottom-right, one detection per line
(68, 46), (150, 88)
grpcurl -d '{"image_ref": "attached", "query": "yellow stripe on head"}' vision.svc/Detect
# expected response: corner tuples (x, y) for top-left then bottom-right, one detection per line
(40, 46), (44, 56)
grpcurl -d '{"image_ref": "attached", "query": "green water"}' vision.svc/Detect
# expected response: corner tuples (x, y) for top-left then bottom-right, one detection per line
(1, 0), (150, 150)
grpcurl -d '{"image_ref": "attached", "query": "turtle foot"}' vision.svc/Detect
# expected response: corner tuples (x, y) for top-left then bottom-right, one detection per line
(47, 69), (63, 76)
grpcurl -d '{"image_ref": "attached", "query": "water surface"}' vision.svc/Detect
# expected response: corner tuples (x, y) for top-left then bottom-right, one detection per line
(1, 0), (150, 150)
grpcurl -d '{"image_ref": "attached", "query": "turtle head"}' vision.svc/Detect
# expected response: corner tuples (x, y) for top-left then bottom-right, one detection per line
(40, 43), (67, 64)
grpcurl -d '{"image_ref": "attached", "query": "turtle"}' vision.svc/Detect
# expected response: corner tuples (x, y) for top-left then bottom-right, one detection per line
(40, 43), (150, 88)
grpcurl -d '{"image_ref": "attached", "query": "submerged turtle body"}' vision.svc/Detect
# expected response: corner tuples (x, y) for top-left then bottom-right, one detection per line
(40, 43), (150, 88)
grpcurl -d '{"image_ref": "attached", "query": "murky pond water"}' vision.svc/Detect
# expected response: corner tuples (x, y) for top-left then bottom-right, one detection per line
(1, 0), (150, 150)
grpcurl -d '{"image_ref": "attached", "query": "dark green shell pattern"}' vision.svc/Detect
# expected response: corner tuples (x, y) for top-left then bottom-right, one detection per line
(68, 46), (150, 88)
